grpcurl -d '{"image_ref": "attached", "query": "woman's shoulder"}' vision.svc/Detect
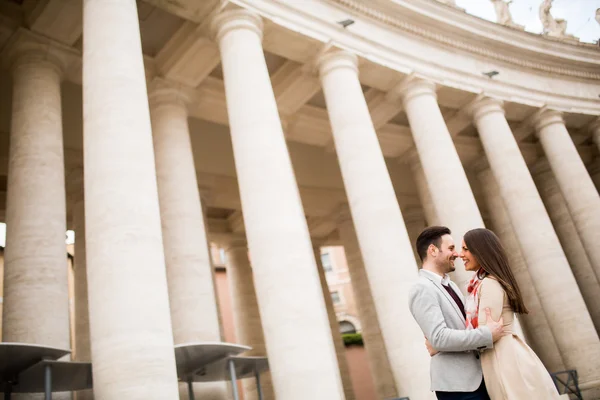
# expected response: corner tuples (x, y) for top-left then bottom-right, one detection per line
(480, 276), (503, 293)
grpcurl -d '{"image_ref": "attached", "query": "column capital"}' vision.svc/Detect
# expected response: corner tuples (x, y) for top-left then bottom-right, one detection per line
(210, 9), (263, 43)
(388, 77), (437, 105)
(532, 109), (565, 133)
(3, 29), (77, 79)
(465, 97), (505, 123)
(147, 78), (195, 112)
(316, 49), (359, 79)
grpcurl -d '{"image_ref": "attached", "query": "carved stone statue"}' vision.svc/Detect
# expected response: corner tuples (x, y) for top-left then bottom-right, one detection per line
(539, 0), (570, 38)
(595, 8), (600, 27)
(490, 0), (523, 29)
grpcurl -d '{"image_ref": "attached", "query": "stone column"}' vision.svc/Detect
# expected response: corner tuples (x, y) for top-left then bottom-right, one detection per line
(534, 111), (600, 284)
(149, 86), (227, 399)
(407, 153), (439, 226)
(313, 243), (356, 400)
(396, 79), (484, 290)
(3, 45), (70, 354)
(211, 10), (344, 399)
(470, 98), (600, 394)
(82, 0), (179, 397)
(317, 49), (430, 399)
(69, 169), (93, 400)
(476, 166), (566, 373)
(223, 239), (274, 400)
(337, 214), (398, 400)
(532, 160), (600, 333)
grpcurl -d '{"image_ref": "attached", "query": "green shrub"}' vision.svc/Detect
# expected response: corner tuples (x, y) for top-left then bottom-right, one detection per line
(342, 333), (363, 347)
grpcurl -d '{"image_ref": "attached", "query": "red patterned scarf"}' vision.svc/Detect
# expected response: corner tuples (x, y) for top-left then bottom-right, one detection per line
(465, 269), (487, 329)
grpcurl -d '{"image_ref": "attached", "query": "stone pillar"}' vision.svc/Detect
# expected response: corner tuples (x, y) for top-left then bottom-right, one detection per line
(337, 215), (398, 400)
(211, 10), (344, 399)
(534, 110), (600, 284)
(313, 244), (356, 400)
(223, 239), (274, 400)
(407, 153), (440, 226)
(3, 45), (70, 353)
(470, 98), (600, 394)
(69, 169), (93, 400)
(82, 0), (179, 397)
(476, 166), (566, 373)
(149, 86), (227, 399)
(317, 49), (430, 398)
(396, 79), (484, 290)
(532, 160), (600, 333)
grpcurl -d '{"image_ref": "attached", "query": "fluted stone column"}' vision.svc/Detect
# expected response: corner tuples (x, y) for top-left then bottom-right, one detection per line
(211, 10), (344, 399)
(3, 45), (70, 400)
(149, 86), (227, 399)
(476, 166), (566, 373)
(313, 244), (356, 400)
(534, 110), (600, 284)
(532, 160), (600, 333)
(82, 0), (179, 397)
(407, 153), (440, 226)
(69, 169), (93, 400)
(223, 239), (274, 400)
(317, 49), (430, 399)
(337, 214), (398, 400)
(395, 79), (484, 290)
(470, 98), (600, 394)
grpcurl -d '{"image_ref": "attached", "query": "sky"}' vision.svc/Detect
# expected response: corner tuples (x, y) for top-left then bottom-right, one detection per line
(457, 0), (600, 43)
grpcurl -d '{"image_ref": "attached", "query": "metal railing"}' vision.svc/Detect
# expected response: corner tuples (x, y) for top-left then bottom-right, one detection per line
(551, 370), (582, 400)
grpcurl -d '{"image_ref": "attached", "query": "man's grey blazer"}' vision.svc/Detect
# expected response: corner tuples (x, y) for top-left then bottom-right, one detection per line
(408, 269), (493, 392)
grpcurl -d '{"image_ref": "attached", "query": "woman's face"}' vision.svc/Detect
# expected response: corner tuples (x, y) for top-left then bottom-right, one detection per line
(460, 240), (481, 271)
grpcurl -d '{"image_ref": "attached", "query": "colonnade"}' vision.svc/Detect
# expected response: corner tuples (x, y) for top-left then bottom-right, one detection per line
(2, 3), (600, 400)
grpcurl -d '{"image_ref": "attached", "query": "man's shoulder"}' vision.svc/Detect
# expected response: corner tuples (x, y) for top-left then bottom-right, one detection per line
(410, 275), (435, 297)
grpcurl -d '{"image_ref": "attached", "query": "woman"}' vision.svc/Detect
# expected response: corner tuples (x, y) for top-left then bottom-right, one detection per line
(460, 228), (560, 399)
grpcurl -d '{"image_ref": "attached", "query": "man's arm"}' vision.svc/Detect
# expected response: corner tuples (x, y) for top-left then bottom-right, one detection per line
(409, 284), (493, 352)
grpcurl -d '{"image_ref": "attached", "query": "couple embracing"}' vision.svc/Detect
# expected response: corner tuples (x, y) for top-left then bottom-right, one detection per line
(409, 226), (561, 400)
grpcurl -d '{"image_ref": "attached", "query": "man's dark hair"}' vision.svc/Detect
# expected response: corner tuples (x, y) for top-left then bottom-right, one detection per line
(416, 226), (451, 262)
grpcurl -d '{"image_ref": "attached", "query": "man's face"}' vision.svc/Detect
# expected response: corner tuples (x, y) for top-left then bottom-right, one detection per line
(432, 234), (458, 273)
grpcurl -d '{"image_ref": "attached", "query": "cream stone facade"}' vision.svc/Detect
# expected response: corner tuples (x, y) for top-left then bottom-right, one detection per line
(0, 0), (599, 399)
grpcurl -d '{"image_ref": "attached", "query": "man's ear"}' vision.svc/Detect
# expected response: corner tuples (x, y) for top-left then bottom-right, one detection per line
(429, 244), (437, 257)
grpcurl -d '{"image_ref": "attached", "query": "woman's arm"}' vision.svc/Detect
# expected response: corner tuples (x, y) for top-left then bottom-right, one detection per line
(477, 278), (505, 329)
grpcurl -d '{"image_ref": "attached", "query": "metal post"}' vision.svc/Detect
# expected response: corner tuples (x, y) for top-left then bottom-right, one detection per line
(187, 380), (195, 400)
(228, 359), (240, 400)
(255, 370), (264, 400)
(44, 364), (52, 400)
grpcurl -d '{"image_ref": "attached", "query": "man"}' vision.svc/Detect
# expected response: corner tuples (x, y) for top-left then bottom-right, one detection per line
(409, 226), (508, 400)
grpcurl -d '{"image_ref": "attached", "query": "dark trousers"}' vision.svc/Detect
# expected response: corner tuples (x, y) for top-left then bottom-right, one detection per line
(435, 379), (491, 400)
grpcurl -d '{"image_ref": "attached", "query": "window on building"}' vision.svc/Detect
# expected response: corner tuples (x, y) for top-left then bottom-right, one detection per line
(331, 291), (341, 304)
(219, 248), (226, 264)
(321, 252), (333, 272)
(339, 320), (356, 334)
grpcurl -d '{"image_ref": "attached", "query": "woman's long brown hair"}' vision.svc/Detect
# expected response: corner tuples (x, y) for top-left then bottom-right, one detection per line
(464, 228), (529, 314)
